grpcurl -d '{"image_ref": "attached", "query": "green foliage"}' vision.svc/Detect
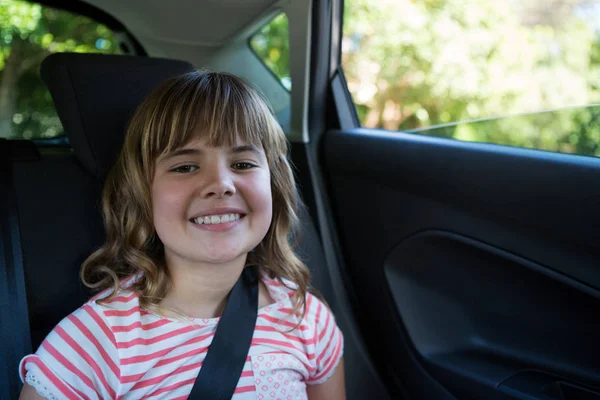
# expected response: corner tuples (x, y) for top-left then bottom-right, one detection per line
(5, 0), (600, 158)
(0, 0), (120, 139)
(414, 106), (600, 157)
(250, 13), (291, 90)
(341, 0), (600, 157)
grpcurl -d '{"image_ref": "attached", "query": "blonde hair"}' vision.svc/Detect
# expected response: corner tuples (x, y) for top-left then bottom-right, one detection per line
(81, 70), (312, 324)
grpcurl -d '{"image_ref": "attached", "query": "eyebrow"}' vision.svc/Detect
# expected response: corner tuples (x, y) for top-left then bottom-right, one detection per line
(162, 148), (202, 160)
(230, 145), (261, 155)
(161, 145), (261, 161)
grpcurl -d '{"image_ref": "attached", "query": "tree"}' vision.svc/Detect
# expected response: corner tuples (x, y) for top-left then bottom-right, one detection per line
(250, 13), (291, 90)
(0, 0), (120, 139)
(341, 0), (600, 157)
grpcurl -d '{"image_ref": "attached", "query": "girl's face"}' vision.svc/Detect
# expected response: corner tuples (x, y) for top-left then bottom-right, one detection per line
(151, 135), (273, 267)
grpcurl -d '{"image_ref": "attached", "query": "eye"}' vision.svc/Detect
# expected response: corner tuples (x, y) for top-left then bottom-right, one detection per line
(232, 162), (256, 170)
(171, 164), (198, 173)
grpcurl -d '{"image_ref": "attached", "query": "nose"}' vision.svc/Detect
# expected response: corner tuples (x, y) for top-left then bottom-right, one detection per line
(200, 162), (236, 199)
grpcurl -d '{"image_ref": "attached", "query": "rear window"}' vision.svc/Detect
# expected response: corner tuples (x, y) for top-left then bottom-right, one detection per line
(0, 0), (121, 140)
(249, 12), (291, 91)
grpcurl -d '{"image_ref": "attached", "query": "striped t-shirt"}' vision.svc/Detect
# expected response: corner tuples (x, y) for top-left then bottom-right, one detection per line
(19, 272), (344, 399)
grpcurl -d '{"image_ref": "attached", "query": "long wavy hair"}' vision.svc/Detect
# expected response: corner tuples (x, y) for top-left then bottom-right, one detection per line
(81, 70), (312, 322)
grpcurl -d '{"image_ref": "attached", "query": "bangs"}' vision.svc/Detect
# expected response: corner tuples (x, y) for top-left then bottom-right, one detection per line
(140, 71), (275, 170)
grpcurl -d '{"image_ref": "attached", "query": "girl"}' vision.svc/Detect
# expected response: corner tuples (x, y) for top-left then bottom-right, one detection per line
(19, 70), (345, 399)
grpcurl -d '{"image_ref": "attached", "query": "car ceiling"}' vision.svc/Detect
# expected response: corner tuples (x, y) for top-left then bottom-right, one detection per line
(83, 0), (279, 46)
(78, 0), (310, 143)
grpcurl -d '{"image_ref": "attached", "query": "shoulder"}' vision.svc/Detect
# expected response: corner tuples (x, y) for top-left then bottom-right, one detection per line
(260, 272), (343, 348)
(259, 272), (336, 327)
(260, 273), (298, 303)
(38, 282), (141, 350)
(18, 280), (142, 398)
(84, 275), (145, 330)
(86, 274), (150, 326)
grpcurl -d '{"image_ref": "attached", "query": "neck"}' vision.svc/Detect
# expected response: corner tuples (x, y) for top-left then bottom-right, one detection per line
(159, 252), (248, 319)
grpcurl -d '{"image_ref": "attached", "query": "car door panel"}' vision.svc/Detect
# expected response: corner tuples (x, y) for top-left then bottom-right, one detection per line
(320, 128), (600, 399)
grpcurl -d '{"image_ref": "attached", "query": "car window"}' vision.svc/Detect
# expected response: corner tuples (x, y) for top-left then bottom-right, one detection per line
(0, 0), (121, 140)
(249, 12), (291, 91)
(342, 0), (600, 157)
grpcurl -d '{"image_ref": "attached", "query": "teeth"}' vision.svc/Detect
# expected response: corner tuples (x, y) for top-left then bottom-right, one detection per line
(193, 213), (241, 225)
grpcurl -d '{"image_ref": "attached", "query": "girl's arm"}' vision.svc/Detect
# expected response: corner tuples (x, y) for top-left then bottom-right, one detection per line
(306, 357), (346, 400)
(19, 384), (45, 400)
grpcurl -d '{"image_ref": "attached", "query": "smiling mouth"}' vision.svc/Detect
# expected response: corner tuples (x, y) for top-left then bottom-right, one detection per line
(190, 213), (244, 225)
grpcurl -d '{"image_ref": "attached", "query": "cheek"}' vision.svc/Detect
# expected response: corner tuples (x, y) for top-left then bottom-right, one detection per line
(258, 174), (274, 216)
(260, 187), (274, 224)
(260, 187), (274, 236)
(151, 181), (186, 229)
(244, 173), (273, 224)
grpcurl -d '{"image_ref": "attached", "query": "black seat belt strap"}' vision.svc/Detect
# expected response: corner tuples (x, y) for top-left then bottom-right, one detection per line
(188, 265), (259, 400)
(0, 139), (33, 399)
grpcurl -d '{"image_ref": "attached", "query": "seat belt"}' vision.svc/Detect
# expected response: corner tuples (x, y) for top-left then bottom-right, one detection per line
(0, 139), (34, 399)
(188, 265), (259, 400)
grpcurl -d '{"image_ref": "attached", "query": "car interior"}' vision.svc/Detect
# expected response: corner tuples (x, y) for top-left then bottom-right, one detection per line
(1, 0), (600, 399)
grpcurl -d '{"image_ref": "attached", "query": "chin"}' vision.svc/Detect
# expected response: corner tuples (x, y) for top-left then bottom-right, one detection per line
(196, 249), (248, 264)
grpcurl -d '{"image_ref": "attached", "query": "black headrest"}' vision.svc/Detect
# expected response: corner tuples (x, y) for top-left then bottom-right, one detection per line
(40, 53), (195, 178)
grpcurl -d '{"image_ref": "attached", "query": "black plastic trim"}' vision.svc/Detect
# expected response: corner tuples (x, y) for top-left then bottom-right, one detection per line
(331, 69), (359, 129)
(308, 1), (396, 399)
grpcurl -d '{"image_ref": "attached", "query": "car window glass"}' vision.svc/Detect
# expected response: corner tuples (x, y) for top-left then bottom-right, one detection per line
(342, 0), (600, 157)
(250, 12), (291, 91)
(0, 0), (121, 140)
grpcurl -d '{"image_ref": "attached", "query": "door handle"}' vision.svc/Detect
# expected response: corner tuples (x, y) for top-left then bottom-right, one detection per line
(499, 371), (600, 400)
